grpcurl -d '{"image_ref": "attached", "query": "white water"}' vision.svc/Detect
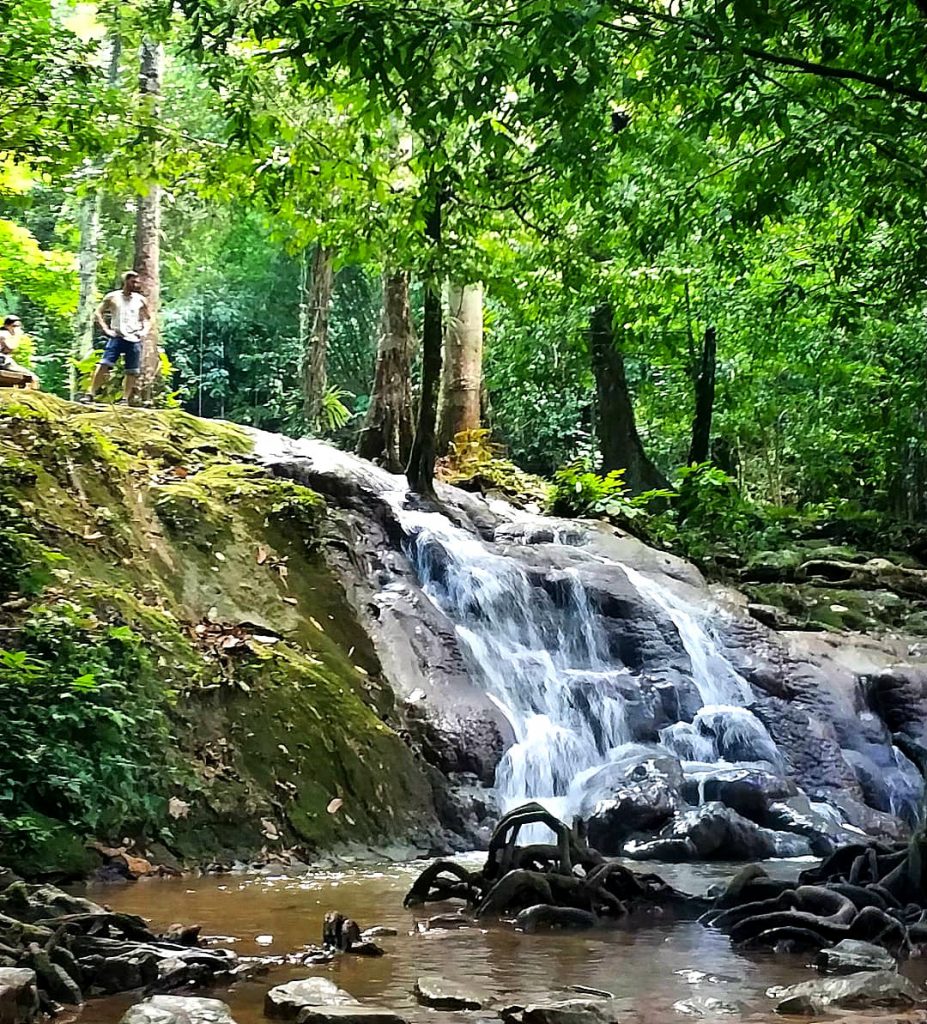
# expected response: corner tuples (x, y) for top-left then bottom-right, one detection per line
(401, 503), (783, 824)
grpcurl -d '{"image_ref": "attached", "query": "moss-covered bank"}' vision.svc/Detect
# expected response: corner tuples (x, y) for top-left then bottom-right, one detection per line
(0, 392), (438, 877)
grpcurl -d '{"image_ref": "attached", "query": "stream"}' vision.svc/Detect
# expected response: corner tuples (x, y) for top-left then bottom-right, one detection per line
(77, 857), (889, 1024)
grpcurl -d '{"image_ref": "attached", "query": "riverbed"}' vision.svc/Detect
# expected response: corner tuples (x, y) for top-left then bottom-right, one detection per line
(74, 856), (883, 1024)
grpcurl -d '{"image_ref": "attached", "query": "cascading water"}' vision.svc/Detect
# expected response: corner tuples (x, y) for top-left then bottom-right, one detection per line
(401, 504), (785, 825)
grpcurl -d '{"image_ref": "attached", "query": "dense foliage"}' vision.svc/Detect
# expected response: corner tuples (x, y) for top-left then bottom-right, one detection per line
(2, 0), (926, 537)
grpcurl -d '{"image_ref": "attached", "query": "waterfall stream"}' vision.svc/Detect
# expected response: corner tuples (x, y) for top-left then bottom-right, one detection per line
(400, 503), (784, 824)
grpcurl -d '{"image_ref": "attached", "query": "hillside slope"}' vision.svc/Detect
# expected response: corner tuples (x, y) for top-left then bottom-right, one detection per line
(0, 393), (441, 877)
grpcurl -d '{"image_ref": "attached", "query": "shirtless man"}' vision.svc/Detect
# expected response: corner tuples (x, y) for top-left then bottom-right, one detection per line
(80, 271), (150, 405)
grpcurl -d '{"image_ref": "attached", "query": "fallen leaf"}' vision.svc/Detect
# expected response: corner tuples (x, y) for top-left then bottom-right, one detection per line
(326, 798), (343, 815)
(309, 616), (325, 632)
(256, 545), (270, 565)
(282, 597), (298, 606)
(215, 551), (226, 562)
(83, 531), (104, 541)
(261, 817), (280, 840)
(252, 634), (280, 645)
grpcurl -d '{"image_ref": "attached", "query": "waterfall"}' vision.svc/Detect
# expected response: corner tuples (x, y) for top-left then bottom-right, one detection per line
(401, 506), (782, 823)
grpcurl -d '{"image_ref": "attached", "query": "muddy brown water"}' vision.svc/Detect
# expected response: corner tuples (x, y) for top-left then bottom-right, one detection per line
(74, 857), (923, 1024)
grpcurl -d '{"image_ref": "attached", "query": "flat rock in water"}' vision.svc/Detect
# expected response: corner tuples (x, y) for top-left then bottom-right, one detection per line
(360, 927), (398, 939)
(522, 999), (622, 1024)
(266, 979), (359, 1019)
(0, 968), (39, 1024)
(672, 997), (743, 1016)
(295, 1008), (408, 1024)
(121, 995), (238, 1024)
(773, 971), (924, 1015)
(815, 939), (897, 975)
(414, 975), (486, 1010)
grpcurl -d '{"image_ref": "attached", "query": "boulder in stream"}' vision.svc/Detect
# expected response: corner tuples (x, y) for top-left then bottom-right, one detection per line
(265, 978), (359, 1020)
(121, 995), (238, 1024)
(0, 967), (38, 1024)
(414, 975), (487, 1010)
(773, 971), (924, 1014)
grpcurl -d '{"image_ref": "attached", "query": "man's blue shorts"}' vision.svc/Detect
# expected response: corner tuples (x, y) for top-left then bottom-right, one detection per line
(100, 336), (141, 375)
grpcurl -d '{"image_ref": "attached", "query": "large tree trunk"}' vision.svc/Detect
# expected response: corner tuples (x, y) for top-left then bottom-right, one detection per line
(437, 282), (483, 453)
(300, 246), (335, 431)
(357, 270), (416, 472)
(590, 302), (668, 495)
(688, 325), (717, 465)
(406, 191), (443, 498)
(134, 39), (163, 401)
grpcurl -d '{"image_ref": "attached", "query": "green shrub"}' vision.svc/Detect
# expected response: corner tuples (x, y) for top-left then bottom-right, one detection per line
(0, 602), (178, 858)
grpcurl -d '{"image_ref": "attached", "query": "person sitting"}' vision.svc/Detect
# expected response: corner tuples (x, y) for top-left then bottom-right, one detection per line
(79, 270), (150, 405)
(0, 316), (39, 388)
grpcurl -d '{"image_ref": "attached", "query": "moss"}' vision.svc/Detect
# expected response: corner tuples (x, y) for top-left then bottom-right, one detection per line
(0, 391), (437, 874)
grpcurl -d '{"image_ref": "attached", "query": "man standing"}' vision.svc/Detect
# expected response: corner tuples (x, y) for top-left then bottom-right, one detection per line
(80, 271), (150, 405)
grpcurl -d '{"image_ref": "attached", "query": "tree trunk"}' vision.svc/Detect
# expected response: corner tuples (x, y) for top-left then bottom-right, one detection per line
(406, 191), (443, 498)
(72, 37), (120, 399)
(300, 246), (334, 431)
(589, 302), (668, 495)
(688, 325), (717, 465)
(437, 282), (483, 453)
(357, 270), (416, 472)
(134, 38), (163, 402)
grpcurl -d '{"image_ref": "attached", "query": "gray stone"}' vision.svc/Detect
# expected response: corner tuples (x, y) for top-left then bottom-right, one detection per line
(296, 1009), (408, 1024)
(120, 995), (238, 1024)
(0, 968), (38, 1024)
(815, 939), (897, 975)
(414, 975), (486, 1010)
(266, 978), (359, 1020)
(522, 1000), (622, 1024)
(773, 971), (924, 1015)
(360, 927), (398, 939)
(671, 997), (743, 1016)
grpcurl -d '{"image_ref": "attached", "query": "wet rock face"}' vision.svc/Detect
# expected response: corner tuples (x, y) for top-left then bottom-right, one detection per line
(265, 978), (359, 1020)
(252, 433), (927, 856)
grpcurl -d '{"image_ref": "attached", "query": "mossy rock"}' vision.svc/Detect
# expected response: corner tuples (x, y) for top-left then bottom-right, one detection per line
(0, 392), (439, 874)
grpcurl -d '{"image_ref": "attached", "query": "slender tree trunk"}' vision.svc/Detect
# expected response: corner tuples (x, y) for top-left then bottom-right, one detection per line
(135, 39), (163, 402)
(437, 282), (483, 453)
(688, 325), (717, 465)
(589, 301), (668, 495)
(71, 37), (121, 399)
(358, 270), (416, 472)
(406, 191), (443, 498)
(300, 245), (334, 431)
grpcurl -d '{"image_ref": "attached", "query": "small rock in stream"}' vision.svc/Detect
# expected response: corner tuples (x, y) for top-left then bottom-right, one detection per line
(772, 971), (924, 1015)
(266, 978), (359, 1020)
(295, 1009), (409, 1024)
(815, 939), (897, 975)
(360, 927), (398, 939)
(121, 995), (239, 1024)
(522, 999), (623, 1024)
(414, 975), (487, 1010)
(672, 997), (743, 1016)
